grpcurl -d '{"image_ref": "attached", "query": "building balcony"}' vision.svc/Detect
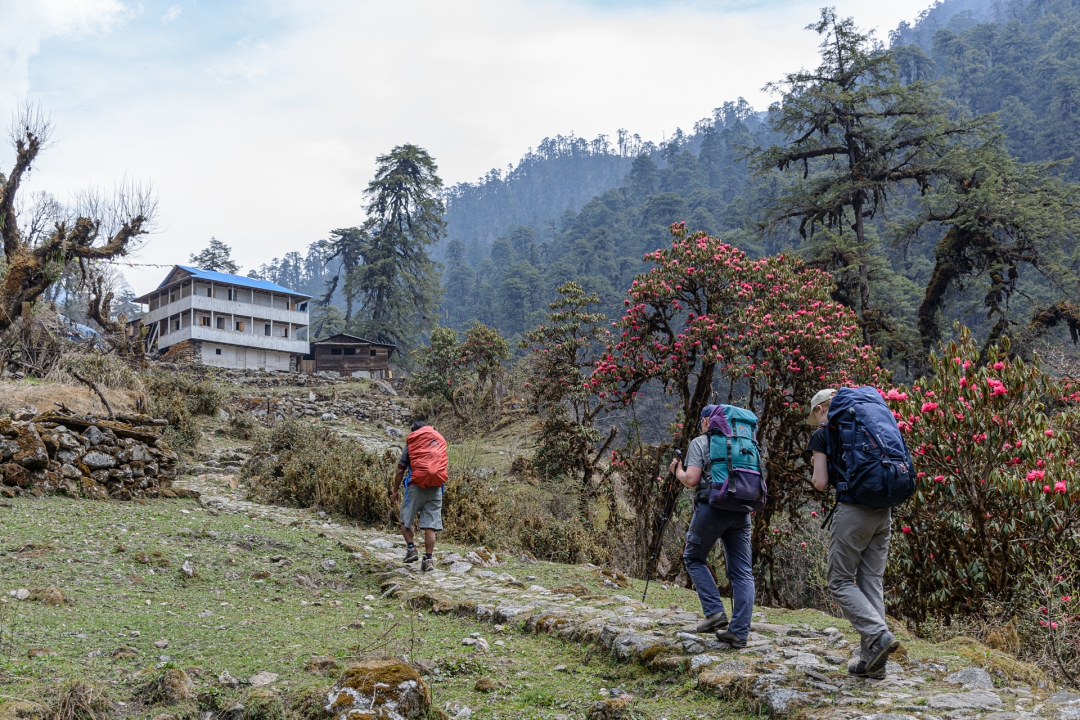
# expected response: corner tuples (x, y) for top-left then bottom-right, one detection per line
(157, 325), (310, 355)
(142, 295), (309, 327)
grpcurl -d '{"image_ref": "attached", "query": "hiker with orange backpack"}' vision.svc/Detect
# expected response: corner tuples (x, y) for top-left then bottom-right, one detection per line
(390, 421), (449, 572)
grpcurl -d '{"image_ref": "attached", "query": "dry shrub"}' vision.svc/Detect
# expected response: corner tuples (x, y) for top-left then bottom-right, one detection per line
(48, 352), (145, 392)
(441, 470), (501, 545)
(245, 420), (396, 525)
(986, 617), (1020, 655)
(144, 368), (225, 453)
(756, 508), (832, 611)
(49, 682), (111, 720)
(517, 514), (606, 565)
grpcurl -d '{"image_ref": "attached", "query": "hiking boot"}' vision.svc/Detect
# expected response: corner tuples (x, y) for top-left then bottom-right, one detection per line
(715, 629), (747, 649)
(421, 556), (435, 572)
(694, 612), (730, 633)
(865, 631), (900, 674)
(404, 546), (419, 563)
(849, 659), (886, 680)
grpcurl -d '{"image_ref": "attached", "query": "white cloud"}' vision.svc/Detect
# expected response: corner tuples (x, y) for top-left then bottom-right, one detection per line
(162, 4), (183, 24)
(0, 0), (127, 108)
(3, 0), (935, 295)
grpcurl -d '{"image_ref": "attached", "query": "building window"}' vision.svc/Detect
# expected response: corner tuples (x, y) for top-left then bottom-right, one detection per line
(330, 348), (342, 356)
(216, 317), (225, 329)
(283, 328), (288, 338)
(227, 288), (235, 301)
(173, 320), (180, 331)
(200, 316), (210, 326)
(344, 348), (356, 356)
(298, 302), (308, 312)
(207, 288), (212, 297)
(370, 349), (377, 357)
(235, 321), (244, 332)
(215, 348), (221, 355)
(264, 324), (271, 336)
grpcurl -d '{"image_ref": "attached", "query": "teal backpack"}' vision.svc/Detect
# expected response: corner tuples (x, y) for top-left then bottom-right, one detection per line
(705, 404), (767, 512)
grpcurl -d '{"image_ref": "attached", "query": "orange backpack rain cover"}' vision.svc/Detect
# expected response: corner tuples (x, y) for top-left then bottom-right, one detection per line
(406, 425), (448, 488)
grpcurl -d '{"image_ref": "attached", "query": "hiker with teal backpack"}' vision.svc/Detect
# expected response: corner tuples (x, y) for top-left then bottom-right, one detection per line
(669, 403), (767, 648)
(808, 387), (916, 679)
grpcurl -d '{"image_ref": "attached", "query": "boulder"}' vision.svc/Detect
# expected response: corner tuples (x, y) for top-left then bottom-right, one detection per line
(12, 427), (48, 469)
(325, 657), (430, 720)
(81, 451), (116, 470)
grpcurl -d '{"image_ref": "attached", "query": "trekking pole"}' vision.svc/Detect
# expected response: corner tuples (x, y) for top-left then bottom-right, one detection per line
(642, 449), (681, 604)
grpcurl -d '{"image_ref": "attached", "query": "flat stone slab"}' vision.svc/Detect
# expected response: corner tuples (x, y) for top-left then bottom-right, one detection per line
(1050, 693), (1080, 705)
(944, 667), (993, 689)
(927, 690), (1003, 711)
(761, 688), (810, 718)
(447, 562), (473, 575)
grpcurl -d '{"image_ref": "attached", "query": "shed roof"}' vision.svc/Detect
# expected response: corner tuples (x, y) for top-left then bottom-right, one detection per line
(312, 333), (397, 350)
(135, 265), (311, 302)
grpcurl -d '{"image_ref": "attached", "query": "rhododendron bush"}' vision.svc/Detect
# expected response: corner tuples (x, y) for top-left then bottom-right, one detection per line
(884, 327), (1080, 622)
(596, 223), (886, 598)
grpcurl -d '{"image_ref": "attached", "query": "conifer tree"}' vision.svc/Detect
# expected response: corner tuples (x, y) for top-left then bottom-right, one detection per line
(326, 145), (446, 349)
(752, 8), (987, 344)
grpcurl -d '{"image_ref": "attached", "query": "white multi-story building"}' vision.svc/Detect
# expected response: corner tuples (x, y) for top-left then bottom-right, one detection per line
(134, 265), (311, 371)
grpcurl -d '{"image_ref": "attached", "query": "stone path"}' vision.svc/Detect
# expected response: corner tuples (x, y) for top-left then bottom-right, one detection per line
(176, 456), (1077, 720)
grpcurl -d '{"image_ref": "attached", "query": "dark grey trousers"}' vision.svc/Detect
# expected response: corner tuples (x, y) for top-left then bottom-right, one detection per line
(827, 502), (891, 656)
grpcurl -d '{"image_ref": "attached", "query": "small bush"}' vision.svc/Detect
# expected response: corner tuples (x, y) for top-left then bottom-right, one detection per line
(517, 514), (606, 565)
(227, 412), (260, 440)
(245, 420), (396, 525)
(755, 507), (832, 611)
(441, 470), (502, 545)
(144, 368), (225, 453)
(51, 352), (145, 392)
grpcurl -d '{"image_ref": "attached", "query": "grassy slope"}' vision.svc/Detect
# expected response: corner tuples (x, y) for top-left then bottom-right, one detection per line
(0, 377), (1048, 720)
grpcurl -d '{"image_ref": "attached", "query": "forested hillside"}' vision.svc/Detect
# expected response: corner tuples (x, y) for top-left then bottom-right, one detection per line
(893, 0), (1080, 177)
(248, 0), (1080, 375)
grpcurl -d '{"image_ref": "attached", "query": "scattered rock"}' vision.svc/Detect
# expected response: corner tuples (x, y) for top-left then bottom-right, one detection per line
(324, 657), (430, 720)
(146, 669), (195, 703)
(218, 670), (239, 688)
(180, 561), (195, 578)
(248, 671), (278, 687)
(448, 562), (473, 576)
(11, 589), (29, 601)
(588, 698), (630, 720)
(760, 689), (811, 718)
(154, 639), (169, 649)
(305, 655), (340, 676)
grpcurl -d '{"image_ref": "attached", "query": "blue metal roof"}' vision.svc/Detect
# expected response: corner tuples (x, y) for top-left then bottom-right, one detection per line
(156, 265), (311, 298)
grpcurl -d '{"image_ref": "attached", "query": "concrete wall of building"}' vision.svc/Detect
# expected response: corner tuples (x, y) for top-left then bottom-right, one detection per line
(158, 326), (309, 354)
(200, 343), (292, 371)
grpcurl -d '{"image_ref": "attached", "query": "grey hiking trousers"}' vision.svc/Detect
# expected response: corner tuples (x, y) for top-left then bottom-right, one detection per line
(828, 502), (891, 656)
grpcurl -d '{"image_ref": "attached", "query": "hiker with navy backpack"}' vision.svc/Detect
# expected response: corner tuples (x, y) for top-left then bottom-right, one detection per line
(669, 403), (766, 649)
(808, 387), (916, 679)
(391, 421), (449, 572)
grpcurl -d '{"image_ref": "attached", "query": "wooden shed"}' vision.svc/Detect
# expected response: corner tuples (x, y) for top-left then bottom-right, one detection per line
(308, 334), (396, 378)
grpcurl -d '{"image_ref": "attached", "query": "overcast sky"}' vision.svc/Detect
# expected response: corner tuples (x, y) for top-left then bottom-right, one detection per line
(1, 0), (932, 295)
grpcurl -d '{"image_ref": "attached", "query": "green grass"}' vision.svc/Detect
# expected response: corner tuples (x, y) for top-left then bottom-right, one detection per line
(0, 495), (762, 720)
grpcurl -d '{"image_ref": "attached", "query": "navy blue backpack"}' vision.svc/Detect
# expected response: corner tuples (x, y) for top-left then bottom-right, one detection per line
(826, 387), (916, 509)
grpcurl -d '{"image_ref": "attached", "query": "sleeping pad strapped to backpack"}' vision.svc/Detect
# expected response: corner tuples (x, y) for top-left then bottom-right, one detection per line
(825, 386), (915, 508)
(704, 404), (767, 512)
